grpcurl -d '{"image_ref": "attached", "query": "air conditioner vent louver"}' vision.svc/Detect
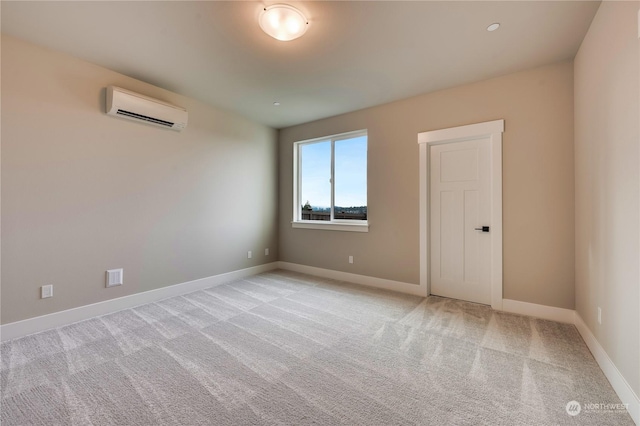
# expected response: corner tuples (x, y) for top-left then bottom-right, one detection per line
(116, 109), (174, 127)
(106, 86), (188, 131)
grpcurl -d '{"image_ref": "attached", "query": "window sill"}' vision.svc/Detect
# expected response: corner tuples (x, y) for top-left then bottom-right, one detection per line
(291, 221), (369, 233)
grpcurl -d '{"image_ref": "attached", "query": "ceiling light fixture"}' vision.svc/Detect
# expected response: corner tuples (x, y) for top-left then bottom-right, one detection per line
(259, 4), (308, 41)
(487, 23), (500, 32)
(273, 101), (281, 106)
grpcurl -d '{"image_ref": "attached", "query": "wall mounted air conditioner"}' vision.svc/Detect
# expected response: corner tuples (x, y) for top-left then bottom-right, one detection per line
(106, 86), (188, 131)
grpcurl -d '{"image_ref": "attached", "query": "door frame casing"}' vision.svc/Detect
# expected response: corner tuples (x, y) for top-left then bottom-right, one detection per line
(417, 120), (504, 310)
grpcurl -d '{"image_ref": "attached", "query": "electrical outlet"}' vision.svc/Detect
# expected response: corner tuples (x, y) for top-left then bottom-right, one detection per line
(248, 251), (252, 259)
(348, 255), (354, 264)
(597, 307), (602, 325)
(41, 285), (53, 299)
(265, 248), (269, 256)
(106, 268), (123, 288)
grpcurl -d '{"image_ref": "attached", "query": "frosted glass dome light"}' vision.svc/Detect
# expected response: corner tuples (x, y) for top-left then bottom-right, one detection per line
(259, 4), (308, 41)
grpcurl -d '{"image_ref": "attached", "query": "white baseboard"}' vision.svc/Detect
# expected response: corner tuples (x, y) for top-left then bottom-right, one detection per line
(277, 261), (427, 296)
(574, 313), (640, 425)
(501, 298), (575, 323)
(0, 262), (279, 342)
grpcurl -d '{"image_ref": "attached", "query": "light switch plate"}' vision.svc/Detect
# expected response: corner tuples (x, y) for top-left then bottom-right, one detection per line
(41, 285), (53, 299)
(106, 268), (123, 287)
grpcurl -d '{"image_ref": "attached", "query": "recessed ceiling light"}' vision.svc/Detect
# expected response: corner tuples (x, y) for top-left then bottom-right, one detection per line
(259, 4), (308, 42)
(273, 102), (281, 106)
(487, 23), (500, 32)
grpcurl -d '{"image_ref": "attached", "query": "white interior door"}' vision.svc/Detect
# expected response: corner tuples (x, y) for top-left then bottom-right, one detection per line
(429, 137), (492, 305)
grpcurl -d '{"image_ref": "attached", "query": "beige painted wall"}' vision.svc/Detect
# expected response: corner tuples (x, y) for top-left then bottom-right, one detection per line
(280, 61), (575, 309)
(574, 1), (640, 396)
(1, 35), (279, 324)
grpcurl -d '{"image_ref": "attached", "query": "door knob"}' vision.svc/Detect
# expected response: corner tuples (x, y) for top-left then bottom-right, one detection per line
(474, 226), (490, 232)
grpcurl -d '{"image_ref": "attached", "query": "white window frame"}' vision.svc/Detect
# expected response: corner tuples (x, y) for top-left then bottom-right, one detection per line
(292, 129), (369, 232)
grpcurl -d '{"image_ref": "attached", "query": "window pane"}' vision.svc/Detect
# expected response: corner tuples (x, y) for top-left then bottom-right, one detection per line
(334, 136), (367, 220)
(300, 141), (331, 221)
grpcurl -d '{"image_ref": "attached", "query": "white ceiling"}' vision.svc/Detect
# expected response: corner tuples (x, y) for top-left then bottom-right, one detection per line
(1, 1), (600, 129)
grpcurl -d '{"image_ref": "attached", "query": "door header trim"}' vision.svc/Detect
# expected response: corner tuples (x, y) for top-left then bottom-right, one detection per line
(418, 119), (504, 145)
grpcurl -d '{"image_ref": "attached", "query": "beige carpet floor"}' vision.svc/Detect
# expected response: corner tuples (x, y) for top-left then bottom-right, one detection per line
(1, 270), (633, 425)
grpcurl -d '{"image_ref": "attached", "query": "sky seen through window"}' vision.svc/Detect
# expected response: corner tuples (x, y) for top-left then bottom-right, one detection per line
(300, 135), (367, 209)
